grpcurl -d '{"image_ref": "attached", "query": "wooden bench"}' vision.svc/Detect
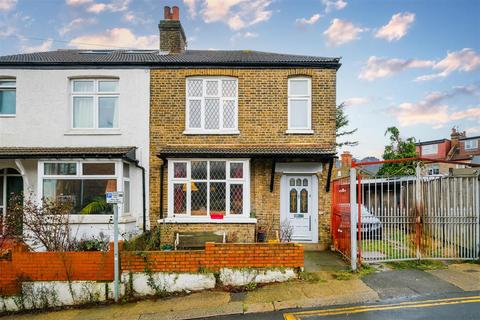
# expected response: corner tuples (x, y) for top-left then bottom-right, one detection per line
(174, 231), (226, 250)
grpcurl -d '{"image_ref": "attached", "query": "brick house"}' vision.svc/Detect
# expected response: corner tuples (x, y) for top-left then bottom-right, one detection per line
(416, 128), (480, 175)
(151, 7), (340, 247)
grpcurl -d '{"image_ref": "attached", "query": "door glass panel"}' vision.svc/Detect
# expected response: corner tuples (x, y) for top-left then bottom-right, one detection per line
(300, 189), (308, 213)
(296, 178), (302, 186)
(289, 189), (297, 213)
(289, 178), (295, 186)
(303, 178), (308, 186)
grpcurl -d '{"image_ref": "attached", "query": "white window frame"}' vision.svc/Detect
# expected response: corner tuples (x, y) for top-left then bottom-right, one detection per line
(70, 79), (119, 130)
(422, 144), (438, 155)
(184, 77), (239, 135)
(287, 77), (313, 134)
(37, 159), (130, 220)
(0, 78), (16, 117)
(464, 139), (478, 150)
(166, 159), (253, 223)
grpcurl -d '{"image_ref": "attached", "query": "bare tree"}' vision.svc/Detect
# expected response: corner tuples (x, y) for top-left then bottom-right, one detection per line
(279, 219), (294, 243)
(7, 193), (77, 251)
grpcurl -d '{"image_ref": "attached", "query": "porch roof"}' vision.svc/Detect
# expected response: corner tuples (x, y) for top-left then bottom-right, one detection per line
(0, 147), (137, 161)
(157, 144), (336, 160)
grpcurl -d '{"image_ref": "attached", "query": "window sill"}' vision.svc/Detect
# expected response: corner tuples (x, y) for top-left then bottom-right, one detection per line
(64, 130), (122, 136)
(0, 114), (16, 118)
(183, 130), (240, 135)
(285, 129), (314, 135)
(158, 216), (257, 224)
(67, 215), (136, 224)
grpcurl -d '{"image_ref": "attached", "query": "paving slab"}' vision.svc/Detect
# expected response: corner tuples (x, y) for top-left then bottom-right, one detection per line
(304, 251), (349, 273)
(362, 269), (463, 299)
(243, 302), (275, 314)
(428, 263), (480, 291)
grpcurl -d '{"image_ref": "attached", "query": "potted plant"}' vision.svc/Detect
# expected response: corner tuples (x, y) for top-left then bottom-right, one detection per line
(256, 226), (266, 242)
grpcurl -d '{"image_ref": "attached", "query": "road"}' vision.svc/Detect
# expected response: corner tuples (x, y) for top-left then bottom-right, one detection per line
(201, 291), (480, 320)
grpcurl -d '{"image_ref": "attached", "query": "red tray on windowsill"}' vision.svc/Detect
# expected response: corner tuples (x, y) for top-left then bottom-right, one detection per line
(210, 213), (224, 219)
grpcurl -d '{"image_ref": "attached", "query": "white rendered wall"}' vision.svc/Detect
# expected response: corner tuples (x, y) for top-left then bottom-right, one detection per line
(0, 68), (150, 235)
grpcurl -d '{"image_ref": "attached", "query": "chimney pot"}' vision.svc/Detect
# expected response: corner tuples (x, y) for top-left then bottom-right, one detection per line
(340, 151), (353, 168)
(164, 6), (172, 19)
(172, 6), (180, 20)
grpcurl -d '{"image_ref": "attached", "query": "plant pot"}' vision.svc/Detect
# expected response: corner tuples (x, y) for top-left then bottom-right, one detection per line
(257, 231), (266, 242)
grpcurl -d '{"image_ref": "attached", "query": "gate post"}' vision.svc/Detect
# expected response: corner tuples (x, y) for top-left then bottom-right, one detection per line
(415, 162), (422, 259)
(350, 168), (358, 271)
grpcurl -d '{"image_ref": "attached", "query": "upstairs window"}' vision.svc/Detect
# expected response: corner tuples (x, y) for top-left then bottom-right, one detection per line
(288, 77), (312, 133)
(464, 139), (478, 150)
(185, 77), (238, 133)
(71, 79), (119, 129)
(422, 144), (438, 155)
(0, 79), (16, 116)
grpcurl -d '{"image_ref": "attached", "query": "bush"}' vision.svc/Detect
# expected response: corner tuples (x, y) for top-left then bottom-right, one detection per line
(73, 233), (110, 252)
(123, 228), (162, 251)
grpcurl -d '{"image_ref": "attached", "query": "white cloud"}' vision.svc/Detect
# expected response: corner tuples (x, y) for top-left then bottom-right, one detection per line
(183, 0), (198, 18)
(375, 12), (415, 41)
(359, 56), (435, 81)
(68, 28), (157, 49)
(466, 127), (480, 135)
(185, 0), (273, 30)
(0, 0), (16, 11)
(59, 18), (96, 36)
(416, 48), (480, 81)
(324, 19), (366, 47)
(296, 13), (321, 26)
(243, 31), (258, 38)
(86, 0), (130, 14)
(230, 31), (259, 43)
(343, 97), (369, 106)
(322, 0), (347, 13)
(65, 0), (93, 6)
(21, 39), (53, 53)
(0, 25), (15, 37)
(391, 85), (480, 127)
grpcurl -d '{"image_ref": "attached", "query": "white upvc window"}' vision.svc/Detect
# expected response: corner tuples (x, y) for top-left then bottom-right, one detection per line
(38, 160), (130, 215)
(422, 144), (438, 155)
(168, 159), (250, 220)
(464, 139), (478, 150)
(287, 77), (312, 133)
(185, 77), (238, 134)
(71, 79), (119, 129)
(0, 79), (16, 116)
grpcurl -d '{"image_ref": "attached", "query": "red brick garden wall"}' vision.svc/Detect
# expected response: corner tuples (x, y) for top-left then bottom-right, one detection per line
(0, 242), (304, 296)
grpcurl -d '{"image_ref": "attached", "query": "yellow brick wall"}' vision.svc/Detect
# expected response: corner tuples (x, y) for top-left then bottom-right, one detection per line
(150, 68), (336, 246)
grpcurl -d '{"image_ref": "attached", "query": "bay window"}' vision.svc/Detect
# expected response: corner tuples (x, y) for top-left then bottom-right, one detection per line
(71, 79), (119, 129)
(39, 161), (130, 215)
(168, 159), (249, 219)
(185, 77), (238, 134)
(287, 77), (312, 133)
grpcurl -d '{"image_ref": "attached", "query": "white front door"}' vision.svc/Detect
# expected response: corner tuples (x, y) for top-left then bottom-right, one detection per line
(281, 175), (317, 242)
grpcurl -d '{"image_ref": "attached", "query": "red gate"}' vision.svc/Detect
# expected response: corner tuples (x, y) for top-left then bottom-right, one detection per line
(331, 177), (351, 260)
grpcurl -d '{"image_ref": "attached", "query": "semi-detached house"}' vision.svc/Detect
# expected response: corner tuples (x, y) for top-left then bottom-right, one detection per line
(0, 6), (341, 248)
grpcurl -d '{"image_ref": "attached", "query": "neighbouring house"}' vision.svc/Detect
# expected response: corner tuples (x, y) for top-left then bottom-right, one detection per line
(335, 151), (381, 178)
(416, 127), (480, 175)
(0, 53), (150, 241)
(151, 7), (340, 247)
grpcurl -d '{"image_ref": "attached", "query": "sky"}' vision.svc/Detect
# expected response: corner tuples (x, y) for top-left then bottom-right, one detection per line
(1, 0), (479, 158)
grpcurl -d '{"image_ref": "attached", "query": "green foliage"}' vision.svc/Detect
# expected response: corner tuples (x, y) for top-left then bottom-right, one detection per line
(123, 228), (162, 251)
(378, 126), (417, 176)
(74, 234), (110, 252)
(298, 271), (322, 283)
(336, 103), (358, 148)
(388, 260), (447, 271)
(81, 197), (112, 215)
(244, 282), (257, 291)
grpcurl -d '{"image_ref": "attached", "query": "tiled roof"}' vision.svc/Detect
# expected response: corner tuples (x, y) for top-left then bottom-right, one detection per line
(157, 144), (336, 158)
(0, 49), (341, 68)
(0, 147), (137, 160)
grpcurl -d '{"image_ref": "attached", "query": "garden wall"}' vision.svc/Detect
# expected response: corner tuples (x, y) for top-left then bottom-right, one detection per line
(0, 242), (303, 310)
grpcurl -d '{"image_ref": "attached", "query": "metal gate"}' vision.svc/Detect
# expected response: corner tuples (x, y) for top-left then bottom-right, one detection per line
(331, 158), (480, 269)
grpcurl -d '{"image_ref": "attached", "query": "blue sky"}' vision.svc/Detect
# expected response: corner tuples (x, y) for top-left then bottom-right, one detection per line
(1, 0), (479, 158)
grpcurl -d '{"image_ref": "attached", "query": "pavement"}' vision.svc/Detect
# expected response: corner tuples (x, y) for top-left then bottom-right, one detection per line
(1, 253), (479, 320)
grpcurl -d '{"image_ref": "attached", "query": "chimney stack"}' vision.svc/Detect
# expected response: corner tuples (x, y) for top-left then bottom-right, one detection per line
(159, 5), (186, 54)
(450, 127), (466, 148)
(340, 151), (353, 168)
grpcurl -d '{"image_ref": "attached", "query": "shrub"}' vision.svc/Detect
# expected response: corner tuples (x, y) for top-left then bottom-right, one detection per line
(123, 228), (162, 251)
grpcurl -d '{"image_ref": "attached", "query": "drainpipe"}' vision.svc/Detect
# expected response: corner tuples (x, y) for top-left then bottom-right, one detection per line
(159, 159), (166, 222)
(132, 161), (147, 232)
